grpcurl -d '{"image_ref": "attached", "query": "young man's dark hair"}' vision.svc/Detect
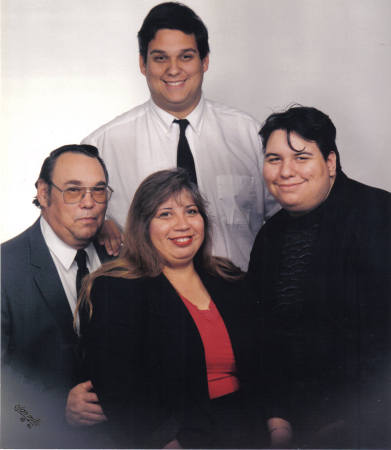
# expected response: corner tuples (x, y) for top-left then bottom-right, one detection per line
(259, 105), (342, 172)
(33, 144), (109, 207)
(137, 2), (209, 62)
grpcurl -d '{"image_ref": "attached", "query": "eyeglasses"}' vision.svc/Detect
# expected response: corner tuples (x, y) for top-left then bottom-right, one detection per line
(50, 182), (113, 204)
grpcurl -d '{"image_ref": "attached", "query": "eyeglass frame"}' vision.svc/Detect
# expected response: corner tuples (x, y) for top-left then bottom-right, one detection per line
(49, 181), (113, 204)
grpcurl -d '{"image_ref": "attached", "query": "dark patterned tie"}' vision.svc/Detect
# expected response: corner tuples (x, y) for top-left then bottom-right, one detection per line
(174, 119), (198, 185)
(75, 249), (89, 297)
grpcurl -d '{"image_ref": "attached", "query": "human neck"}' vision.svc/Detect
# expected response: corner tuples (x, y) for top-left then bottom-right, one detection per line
(163, 263), (210, 310)
(152, 95), (201, 119)
(162, 262), (197, 282)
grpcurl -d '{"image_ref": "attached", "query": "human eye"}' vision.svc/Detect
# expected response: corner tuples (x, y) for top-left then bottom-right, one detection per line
(186, 207), (199, 215)
(66, 186), (82, 193)
(153, 54), (167, 62)
(296, 154), (310, 161)
(265, 155), (280, 164)
(91, 186), (107, 202)
(182, 53), (194, 61)
(156, 211), (171, 219)
(63, 186), (82, 202)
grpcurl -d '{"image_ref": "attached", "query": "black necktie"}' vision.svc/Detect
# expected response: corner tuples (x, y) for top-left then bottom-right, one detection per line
(174, 119), (198, 185)
(75, 249), (89, 297)
(75, 249), (90, 335)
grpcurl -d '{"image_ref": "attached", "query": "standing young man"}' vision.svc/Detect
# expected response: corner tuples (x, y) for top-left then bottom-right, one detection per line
(83, 2), (278, 270)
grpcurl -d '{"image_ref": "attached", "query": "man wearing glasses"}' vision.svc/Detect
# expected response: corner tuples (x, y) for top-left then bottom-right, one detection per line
(1, 145), (112, 448)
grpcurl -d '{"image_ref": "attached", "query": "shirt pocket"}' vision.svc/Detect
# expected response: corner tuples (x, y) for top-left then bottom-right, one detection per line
(216, 175), (256, 225)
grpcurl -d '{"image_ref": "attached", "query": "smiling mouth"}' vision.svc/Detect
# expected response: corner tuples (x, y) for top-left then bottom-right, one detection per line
(163, 80), (186, 86)
(170, 236), (193, 246)
(277, 181), (305, 190)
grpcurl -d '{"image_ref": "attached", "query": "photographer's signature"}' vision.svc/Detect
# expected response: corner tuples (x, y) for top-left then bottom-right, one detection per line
(14, 404), (41, 428)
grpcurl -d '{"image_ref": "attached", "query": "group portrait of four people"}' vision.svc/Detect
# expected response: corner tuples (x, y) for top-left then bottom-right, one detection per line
(1, 2), (390, 449)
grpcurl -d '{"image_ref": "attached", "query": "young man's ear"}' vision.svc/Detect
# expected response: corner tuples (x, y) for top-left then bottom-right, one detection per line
(327, 151), (337, 178)
(202, 54), (209, 73)
(139, 54), (147, 76)
(36, 180), (50, 208)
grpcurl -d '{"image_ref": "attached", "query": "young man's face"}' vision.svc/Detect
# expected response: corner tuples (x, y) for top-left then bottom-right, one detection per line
(140, 28), (209, 118)
(263, 129), (336, 215)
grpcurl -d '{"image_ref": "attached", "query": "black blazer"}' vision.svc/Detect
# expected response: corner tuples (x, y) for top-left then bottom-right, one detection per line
(1, 218), (110, 448)
(85, 270), (261, 448)
(247, 173), (391, 448)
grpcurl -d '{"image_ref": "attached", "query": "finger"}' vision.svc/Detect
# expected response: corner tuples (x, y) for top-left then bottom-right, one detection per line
(77, 416), (107, 426)
(79, 380), (93, 391)
(82, 395), (104, 408)
(104, 238), (113, 255)
(79, 410), (107, 421)
(110, 236), (122, 256)
(81, 393), (99, 404)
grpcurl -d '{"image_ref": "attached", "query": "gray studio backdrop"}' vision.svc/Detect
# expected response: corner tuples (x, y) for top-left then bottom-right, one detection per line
(2, 0), (391, 241)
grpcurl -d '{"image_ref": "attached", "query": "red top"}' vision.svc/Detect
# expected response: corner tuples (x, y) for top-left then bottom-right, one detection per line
(180, 295), (240, 399)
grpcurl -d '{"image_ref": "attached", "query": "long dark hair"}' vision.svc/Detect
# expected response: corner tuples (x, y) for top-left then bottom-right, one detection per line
(77, 168), (242, 319)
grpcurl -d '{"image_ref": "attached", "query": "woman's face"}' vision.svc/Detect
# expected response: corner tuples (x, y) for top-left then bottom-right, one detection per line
(149, 189), (205, 269)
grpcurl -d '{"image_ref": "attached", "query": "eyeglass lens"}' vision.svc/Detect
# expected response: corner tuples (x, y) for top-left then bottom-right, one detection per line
(63, 187), (110, 204)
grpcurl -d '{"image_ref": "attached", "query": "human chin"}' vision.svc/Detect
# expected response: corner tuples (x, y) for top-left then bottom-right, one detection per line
(73, 221), (100, 240)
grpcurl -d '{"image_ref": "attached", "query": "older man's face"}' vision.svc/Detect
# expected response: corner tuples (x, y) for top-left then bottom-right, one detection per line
(263, 129), (336, 215)
(139, 28), (209, 118)
(37, 152), (108, 249)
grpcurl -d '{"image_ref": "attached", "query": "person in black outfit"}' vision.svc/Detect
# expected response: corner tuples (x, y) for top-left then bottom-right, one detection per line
(247, 106), (391, 449)
(78, 169), (282, 449)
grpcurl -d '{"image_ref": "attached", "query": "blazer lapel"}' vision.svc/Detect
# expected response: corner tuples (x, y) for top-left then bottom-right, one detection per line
(145, 274), (206, 381)
(28, 220), (77, 344)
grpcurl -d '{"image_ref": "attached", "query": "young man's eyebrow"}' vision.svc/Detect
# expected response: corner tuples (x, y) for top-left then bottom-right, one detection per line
(180, 48), (197, 53)
(149, 49), (166, 55)
(149, 48), (197, 55)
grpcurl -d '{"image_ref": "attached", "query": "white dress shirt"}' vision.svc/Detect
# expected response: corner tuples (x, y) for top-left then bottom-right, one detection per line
(40, 216), (101, 330)
(83, 96), (279, 270)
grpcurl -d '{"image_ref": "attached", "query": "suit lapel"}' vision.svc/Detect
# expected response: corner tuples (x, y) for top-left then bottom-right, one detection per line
(28, 220), (77, 344)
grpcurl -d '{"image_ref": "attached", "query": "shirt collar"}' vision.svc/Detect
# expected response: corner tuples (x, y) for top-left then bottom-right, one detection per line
(149, 95), (205, 135)
(40, 216), (95, 270)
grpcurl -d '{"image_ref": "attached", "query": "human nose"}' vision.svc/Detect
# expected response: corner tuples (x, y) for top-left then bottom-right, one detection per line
(166, 58), (181, 76)
(280, 159), (295, 178)
(173, 212), (190, 229)
(79, 188), (95, 208)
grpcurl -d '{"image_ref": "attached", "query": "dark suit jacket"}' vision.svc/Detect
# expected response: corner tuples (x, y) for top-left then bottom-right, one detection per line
(1, 218), (110, 448)
(85, 270), (262, 449)
(247, 173), (391, 448)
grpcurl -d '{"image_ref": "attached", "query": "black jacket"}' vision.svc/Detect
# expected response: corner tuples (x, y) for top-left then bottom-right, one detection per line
(84, 270), (262, 448)
(247, 173), (391, 448)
